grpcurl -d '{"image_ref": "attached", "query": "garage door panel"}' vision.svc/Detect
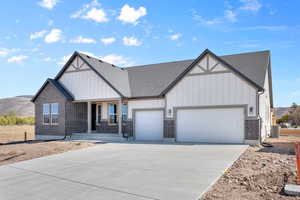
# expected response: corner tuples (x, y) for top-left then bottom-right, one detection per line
(135, 110), (164, 141)
(176, 108), (244, 143)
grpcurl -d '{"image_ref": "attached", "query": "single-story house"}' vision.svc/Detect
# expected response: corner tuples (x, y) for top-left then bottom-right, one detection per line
(31, 49), (273, 144)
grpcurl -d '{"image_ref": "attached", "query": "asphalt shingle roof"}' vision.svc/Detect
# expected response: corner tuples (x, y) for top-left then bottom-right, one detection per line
(53, 50), (271, 100)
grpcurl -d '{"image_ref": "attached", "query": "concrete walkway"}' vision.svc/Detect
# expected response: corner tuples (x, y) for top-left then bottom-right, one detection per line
(0, 143), (247, 200)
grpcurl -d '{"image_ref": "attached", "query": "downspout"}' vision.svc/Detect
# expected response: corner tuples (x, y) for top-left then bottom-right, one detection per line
(257, 90), (264, 145)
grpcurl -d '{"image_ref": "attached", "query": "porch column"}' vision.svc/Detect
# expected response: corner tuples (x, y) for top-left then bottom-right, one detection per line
(87, 101), (91, 133)
(118, 98), (122, 136)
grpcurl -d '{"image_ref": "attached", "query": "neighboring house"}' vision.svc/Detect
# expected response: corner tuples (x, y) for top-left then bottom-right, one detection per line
(274, 107), (292, 119)
(31, 49), (273, 144)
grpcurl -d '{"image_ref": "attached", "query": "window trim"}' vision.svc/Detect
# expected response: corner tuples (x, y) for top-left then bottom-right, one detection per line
(108, 103), (118, 125)
(42, 103), (59, 126)
(43, 104), (50, 125)
(50, 103), (59, 126)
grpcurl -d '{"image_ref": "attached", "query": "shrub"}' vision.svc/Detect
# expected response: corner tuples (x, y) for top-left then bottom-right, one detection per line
(0, 115), (35, 126)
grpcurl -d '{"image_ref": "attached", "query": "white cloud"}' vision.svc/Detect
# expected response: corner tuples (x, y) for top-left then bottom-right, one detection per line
(58, 54), (72, 65)
(0, 48), (11, 57)
(71, 0), (108, 23)
(83, 8), (108, 22)
(43, 57), (56, 62)
(241, 26), (287, 31)
(38, 0), (58, 9)
(78, 51), (99, 59)
(100, 54), (132, 66)
(7, 55), (28, 63)
(193, 13), (223, 25)
(123, 36), (142, 46)
(70, 36), (96, 44)
(239, 0), (262, 12)
(291, 91), (300, 97)
(0, 48), (20, 58)
(224, 10), (237, 22)
(30, 30), (47, 39)
(44, 29), (63, 43)
(48, 20), (54, 26)
(100, 37), (116, 45)
(193, 9), (237, 26)
(170, 33), (182, 40)
(117, 4), (147, 25)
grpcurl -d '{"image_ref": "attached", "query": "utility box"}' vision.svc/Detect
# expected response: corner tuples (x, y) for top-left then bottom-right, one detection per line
(271, 125), (280, 138)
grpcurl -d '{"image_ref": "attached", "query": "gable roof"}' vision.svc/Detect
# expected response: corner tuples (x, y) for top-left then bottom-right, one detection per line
(55, 52), (128, 97)
(128, 49), (269, 98)
(220, 50), (270, 89)
(38, 49), (271, 104)
(77, 53), (131, 97)
(31, 78), (73, 102)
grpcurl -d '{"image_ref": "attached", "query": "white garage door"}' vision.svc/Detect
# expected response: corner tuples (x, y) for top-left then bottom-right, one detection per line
(135, 110), (164, 141)
(176, 107), (244, 143)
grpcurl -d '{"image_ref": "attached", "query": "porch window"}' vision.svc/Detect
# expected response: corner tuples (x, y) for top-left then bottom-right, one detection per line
(97, 104), (102, 124)
(43, 104), (50, 125)
(108, 104), (118, 124)
(51, 103), (59, 125)
(122, 104), (128, 121)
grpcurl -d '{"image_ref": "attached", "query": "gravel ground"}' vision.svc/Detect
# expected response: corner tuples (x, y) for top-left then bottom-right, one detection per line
(0, 141), (96, 166)
(202, 135), (300, 200)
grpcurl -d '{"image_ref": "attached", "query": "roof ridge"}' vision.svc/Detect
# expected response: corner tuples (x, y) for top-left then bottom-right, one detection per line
(220, 50), (270, 57)
(126, 59), (194, 70)
(78, 52), (126, 72)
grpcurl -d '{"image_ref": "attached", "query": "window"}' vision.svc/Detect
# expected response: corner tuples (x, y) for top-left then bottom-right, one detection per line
(97, 104), (102, 124)
(42, 103), (59, 125)
(122, 104), (128, 121)
(108, 104), (118, 124)
(43, 104), (50, 125)
(51, 103), (59, 125)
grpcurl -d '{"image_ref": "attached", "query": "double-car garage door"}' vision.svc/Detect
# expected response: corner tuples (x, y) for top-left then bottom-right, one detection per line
(134, 107), (244, 143)
(176, 107), (244, 143)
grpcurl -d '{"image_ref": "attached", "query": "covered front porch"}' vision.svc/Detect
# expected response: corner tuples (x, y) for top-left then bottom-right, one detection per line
(69, 98), (131, 142)
(80, 98), (128, 137)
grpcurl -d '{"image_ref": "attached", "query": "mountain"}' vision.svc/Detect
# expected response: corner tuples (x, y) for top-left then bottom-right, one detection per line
(0, 96), (34, 116)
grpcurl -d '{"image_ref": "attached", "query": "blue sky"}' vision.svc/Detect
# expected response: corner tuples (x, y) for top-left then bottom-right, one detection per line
(0, 0), (299, 107)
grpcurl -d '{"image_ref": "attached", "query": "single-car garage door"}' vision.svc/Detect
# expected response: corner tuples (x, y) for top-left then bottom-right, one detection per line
(176, 107), (244, 143)
(135, 110), (164, 141)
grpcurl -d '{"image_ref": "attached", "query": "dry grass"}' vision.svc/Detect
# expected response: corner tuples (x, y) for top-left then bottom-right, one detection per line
(202, 135), (300, 200)
(280, 128), (300, 136)
(0, 141), (96, 166)
(0, 125), (35, 143)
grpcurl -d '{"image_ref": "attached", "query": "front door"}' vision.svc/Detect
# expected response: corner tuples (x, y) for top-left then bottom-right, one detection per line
(91, 104), (96, 131)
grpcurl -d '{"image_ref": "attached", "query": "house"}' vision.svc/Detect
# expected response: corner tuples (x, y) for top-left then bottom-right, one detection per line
(31, 49), (273, 144)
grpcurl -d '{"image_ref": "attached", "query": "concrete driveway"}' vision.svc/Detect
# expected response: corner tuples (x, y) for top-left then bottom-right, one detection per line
(0, 143), (247, 200)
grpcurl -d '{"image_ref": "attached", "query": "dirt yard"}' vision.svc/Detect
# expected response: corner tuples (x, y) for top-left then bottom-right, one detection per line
(202, 135), (300, 200)
(0, 125), (35, 143)
(0, 141), (96, 166)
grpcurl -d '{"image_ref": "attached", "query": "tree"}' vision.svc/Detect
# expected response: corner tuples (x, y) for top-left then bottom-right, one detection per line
(277, 114), (289, 124)
(292, 102), (298, 109)
(290, 107), (300, 126)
